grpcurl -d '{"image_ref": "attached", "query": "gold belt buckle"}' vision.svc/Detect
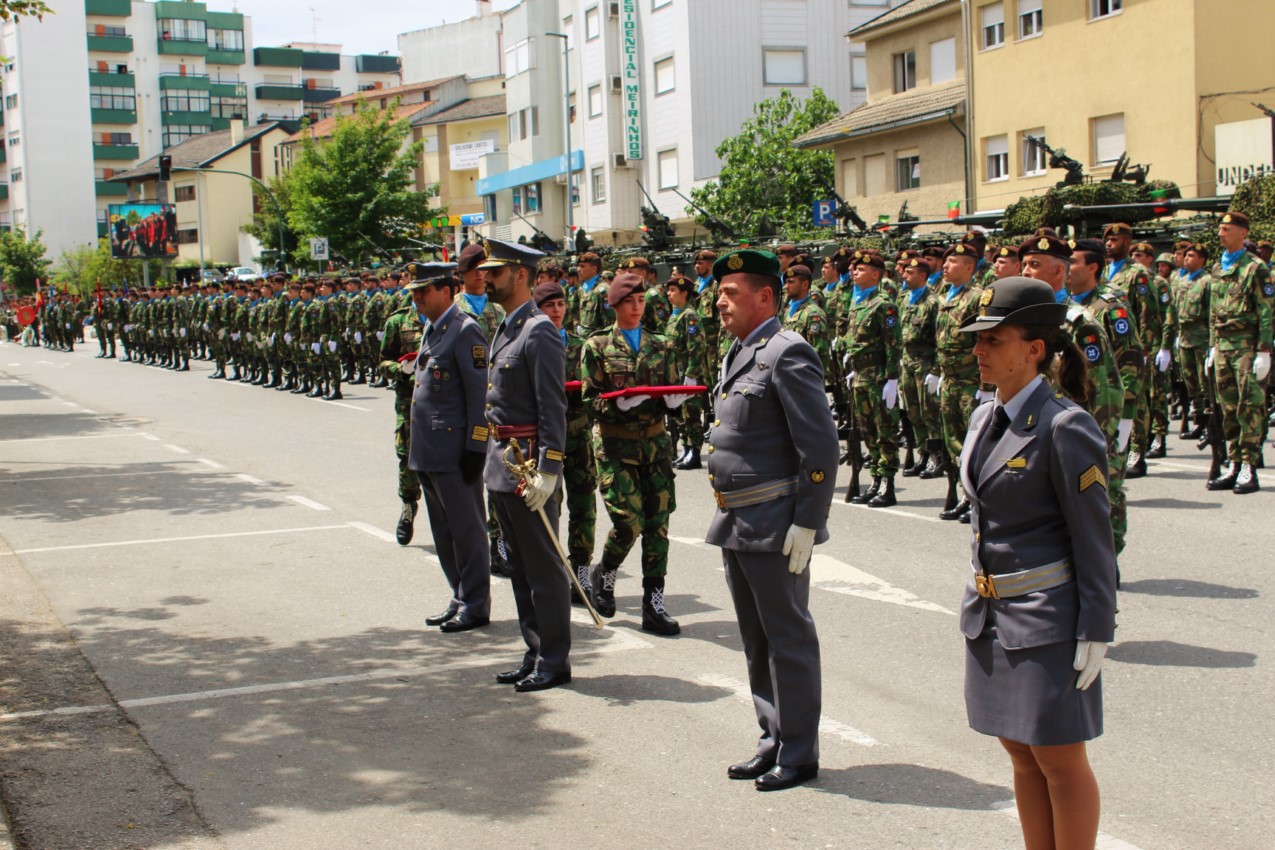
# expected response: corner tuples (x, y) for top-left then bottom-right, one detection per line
(975, 574), (999, 599)
(714, 490), (727, 510)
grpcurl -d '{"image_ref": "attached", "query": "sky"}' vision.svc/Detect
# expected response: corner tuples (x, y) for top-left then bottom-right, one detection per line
(233, 0), (520, 56)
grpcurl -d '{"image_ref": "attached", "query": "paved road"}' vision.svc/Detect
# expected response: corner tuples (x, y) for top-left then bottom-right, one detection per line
(0, 338), (1269, 850)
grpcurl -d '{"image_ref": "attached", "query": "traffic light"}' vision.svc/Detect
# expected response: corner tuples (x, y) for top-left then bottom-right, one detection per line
(159, 155), (172, 181)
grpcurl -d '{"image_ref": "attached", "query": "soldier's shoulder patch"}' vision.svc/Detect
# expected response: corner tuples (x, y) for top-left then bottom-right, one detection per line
(1264, 283), (1275, 297)
(810, 469), (826, 484)
(1161, 291), (1170, 303)
(1084, 343), (1101, 363)
(472, 345), (487, 368)
(1112, 316), (1130, 336)
(1137, 283), (1149, 294)
(1078, 464), (1106, 493)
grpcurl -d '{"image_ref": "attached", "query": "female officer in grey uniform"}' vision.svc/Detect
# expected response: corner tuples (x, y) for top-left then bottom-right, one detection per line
(957, 277), (1118, 850)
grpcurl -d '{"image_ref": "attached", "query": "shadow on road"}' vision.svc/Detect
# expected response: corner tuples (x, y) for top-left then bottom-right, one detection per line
(570, 673), (732, 706)
(812, 763), (1010, 809)
(1108, 640), (1257, 668)
(1126, 497), (1220, 510)
(0, 412), (115, 441)
(1120, 579), (1258, 599)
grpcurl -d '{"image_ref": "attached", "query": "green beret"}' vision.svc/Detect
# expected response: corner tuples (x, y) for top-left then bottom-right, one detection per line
(712, 249), (781, 282)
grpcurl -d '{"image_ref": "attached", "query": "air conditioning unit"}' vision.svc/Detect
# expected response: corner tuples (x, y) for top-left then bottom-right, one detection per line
(608, 2), (620, 18)
(609, 75), (623, 94)
(553, 172), (568, 185)
(612, 153), (629, 169)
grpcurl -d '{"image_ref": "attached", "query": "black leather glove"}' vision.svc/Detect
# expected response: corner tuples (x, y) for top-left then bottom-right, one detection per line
(462, 450), (486, 485)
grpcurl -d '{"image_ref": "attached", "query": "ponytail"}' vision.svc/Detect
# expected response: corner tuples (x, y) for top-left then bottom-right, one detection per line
(1020, 323), (1090, 405)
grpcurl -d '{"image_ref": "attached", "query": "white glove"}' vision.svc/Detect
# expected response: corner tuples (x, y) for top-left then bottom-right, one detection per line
(124, 324), (131, 332)
(269, 334), (276, 345)
(1117, 418), (1134, 453)
(882, 378), (899, 410)
(218, 329), (226, 340)
(1255, 351), (1271, 382)
(844, 370), (855, 388)
(1205, 347), (1215, 370)
(781, 525), (817, 575)
(925, 373), (941, 395)
(148, 330), (154, 337)
(841, 352), (852, 370)
(180, 327), (187, 338)
(284, 332), (293, 344)
(327, 340), (338, 353)
(377, 331), (385, 341)
(1154, 348), (1172, 373)
(247, 333), (253, 341)
(354, 331), (363, 344)
(1073, 640), (1108, 690)
(616, 394), (650, 411)
(664, 393), (690, 409)
(65, 323), (71, 329)
(522, 471), (558, 512)
(107, 323), (113, 330)
(203, 323), (210, 332)
(975, 389), (994, 403)
(311, 342), (320, 354)
(230, 332), (240, 341)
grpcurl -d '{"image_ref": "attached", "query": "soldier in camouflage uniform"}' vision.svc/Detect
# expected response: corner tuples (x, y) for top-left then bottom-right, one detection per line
(1205, 212), (1272, 494)
(581, 273), (684, 636)
(1174, 243), (1213, 441)
(1132, 241), (1177, 458)
(841, 251), (902, 507)
(691, 249), (720, 444)
(1103, 225), (1159, 478)
(288, 283), (313, 394)
(364, 276), (392, 388)
(343, 278), (369, 384)
(780, 264), (832, 374)
(205, 284), (230, 379)
(379, 283), (427, 543)
(898, 254), (943, 477)
(318, 279), (344, 400)
(575, 252), (611, 336)
(664, 273), (707, 470)
(933, 242), (986, 521)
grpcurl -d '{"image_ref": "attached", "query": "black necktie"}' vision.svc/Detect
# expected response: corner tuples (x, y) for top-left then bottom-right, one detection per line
(972, 406), (1011, 481)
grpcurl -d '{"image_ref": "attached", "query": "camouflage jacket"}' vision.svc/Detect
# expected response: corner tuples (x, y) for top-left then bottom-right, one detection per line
(379, 306), (426, 399)
(582, 325), (676, 463)
(1077, 287), (1142, 420)
(664, 306), (707, 384)
(643, 285), (673, 333)
(1065, 301), (1123, 451)
(1173, 269), (1212, 348)
(693, 276), (720, 344)
(1150, 272), (1176, 349)
(286, 299), (307, 339)
(840, 287), (901, 382)
(933, 283), (983, 380)
(576, 277), (612, 336)
(1209, 251), (1274, 351)
(899, 286), (939, 366)
(453, 291), (505, 344)
(1104, 259), (1158, 353)
(782, 296), (832, 376)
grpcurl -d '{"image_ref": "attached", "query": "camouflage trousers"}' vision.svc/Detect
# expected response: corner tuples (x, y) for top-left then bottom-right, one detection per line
(1132, 362), (1160, 452)
(669, 395), (705, 452)
(900, 357), (941, 448)
(595, 436), (676, 578)
(1178, 344), (1209, 413)
(939, 372), (980, 465)
(1150, 361), (1172, 437)
(852, 376), (900, 477)
(1214, 348), (1265, 465)
(563, 419), (597, 567)
(394, 396), (423, 503)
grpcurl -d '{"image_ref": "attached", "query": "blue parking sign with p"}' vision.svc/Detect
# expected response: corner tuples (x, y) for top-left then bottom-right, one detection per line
(813, 200), (835, 228)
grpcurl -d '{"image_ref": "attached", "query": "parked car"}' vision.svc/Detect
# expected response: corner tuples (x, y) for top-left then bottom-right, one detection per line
(199, 269), (225, 283)
(227, 266), (261, 281)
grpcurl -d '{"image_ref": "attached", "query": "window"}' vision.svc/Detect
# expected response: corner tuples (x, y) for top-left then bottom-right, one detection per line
(568, 91), (577, 124)
(892, 51), (915, 93)
(653, 0), (672, 8)
(10, 168), (21, 184)
(512, 186), (523, 216)
(850, 53), (867, 92)
(1018, 0), (1042, 38)
(207, 28), (244, 51)
(658, 148), (678, 190)
(654, 57), (675, 95)
(930, 38), (956, 84)
(841, 158), (858, 198)
(158, 18), (207, 43)
(507, 106), (539, 142)
(211, 95), (247, 119)
(591, 166), (606, 204)
(101, 131), (132, 145)
(896, 153), (920, 191)
(763, 49), (806, 86)
(7, 132), (18, 148)
(161, 90), (210, 113)
(176, 228), (199, 245)
(1021, 128), (1047, 175)
(90, 86), (136, 111)
(588, 84), (603, 118)
(174, 184), (196, 202)
(585, 6), (600, 40)
(570, 171), (580, 206)
(4, 93), (16, 110)
(1090, 0), (1121, 19)
(503, 38), (535, 78)
(95, 168), (116, 181)
(980, 3), (1005, 49)
(985, 135), (1009, 181)
(563, 16), (574, 51)
(1093, 113), (1125, 164)
(525, 182), (541, 214)
(162, 125), (211, 148)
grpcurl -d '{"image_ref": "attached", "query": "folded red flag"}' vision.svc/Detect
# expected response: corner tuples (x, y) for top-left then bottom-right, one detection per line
(599, 385), (709, 400)
(398, 351), (418, 365)
(565, 380), (583, 393)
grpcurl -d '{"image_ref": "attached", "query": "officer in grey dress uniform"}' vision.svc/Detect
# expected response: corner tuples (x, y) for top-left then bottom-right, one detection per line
(481, 240), (573, 693)
(957, 277), (1118, 850)
(705, 250), (839, 792)
(407, 262), (492, 632)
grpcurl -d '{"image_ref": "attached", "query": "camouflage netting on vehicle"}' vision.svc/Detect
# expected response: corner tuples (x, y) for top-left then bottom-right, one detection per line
(1182, 175), (1275, 260)
(1002, 180), (1182, 236)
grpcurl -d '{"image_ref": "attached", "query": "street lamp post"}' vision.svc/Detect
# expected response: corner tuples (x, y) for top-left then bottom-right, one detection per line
(545, 32), (572, 249)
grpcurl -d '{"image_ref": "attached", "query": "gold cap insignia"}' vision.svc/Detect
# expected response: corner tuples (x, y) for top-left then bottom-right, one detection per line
(482, 240), (493, 253)
(727, 254), (744, 271)
(909, 259), (921, 267)
(978, 287), (994, 316)
(1068, 239), (1078, 249)
(955, 244), (966, 254)
(1006, 457), (1027, 469)
(1222, 214), (1233, 224)
(810, 470), (826, 484)
(1000, 247), (1011, 257)
(1037, 238), (1050, 250)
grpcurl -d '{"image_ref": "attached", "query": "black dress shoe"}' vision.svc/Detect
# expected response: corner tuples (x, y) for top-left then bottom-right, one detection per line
(939, 499), (971, 521)
(727, 755), (775, 780)
(425, 604), (458, 626)
(754, 763), (818, 792)
(514, 670), (571, 692)
(439, 612), (489, 632)
(496, 664), (534, 685)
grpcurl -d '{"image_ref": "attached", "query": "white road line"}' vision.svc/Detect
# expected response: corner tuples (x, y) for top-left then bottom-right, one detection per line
(347, 521), (397, 544)
(235, 473), (267, 486)
(61, 401), (78, 407)
(163, 444), (191, 455)
(1, 628), (649, 723)
(141, 433), (162, 441)
(811, 554), (956, 616)
(0, 469), (196, 485)
(696, 673), (879, 747)
(309, 398), (371, 412)
(288, 495), (332, 511)
(670, 535), (712, 550)
(991, 800), (1145, 850)
(78, 408), (97, 414)
(0, 433), (145, 445)
(1147, 459), (1206, 472)
(833, 500), (943, 523)
(196, 458), (225, 469)
(0, 525), (349, 555)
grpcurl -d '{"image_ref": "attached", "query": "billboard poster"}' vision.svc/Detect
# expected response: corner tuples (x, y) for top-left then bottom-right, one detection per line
(108, 203), (179, 259)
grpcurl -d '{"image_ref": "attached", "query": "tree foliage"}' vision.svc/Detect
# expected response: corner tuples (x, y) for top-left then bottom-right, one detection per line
(688, 88), (842, 239)
(284, 101), (438, 267)
(53, 240), (165, 295)
(0, 227), (51, 295)
(0, 1), (50, 23)
(245, 171), (302, 269)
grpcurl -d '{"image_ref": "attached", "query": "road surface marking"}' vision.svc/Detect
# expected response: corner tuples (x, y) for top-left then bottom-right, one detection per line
(142, 433), (162, 441)
(1147, 459), (1206, 472)
(670, 535), (712, 550)
(235, 474), (267, 486)
(196, 458), (225, 469)
(0, 469), (196, 485)
(696, 673), (878, 746)
(834, 500), (943, 523)
(811, 554), (956, 615)
(347, 521), (397, 544)
(309, 397), (370, 412)
(288, 495), (332, 512)
(991, 800), (1145, 850)
(163, 444), (191, 455)
(0, 433), (145, 445)
(0, 525), (349, 555)
(61, 401), (78, 407)
(78, 408), (97, 414)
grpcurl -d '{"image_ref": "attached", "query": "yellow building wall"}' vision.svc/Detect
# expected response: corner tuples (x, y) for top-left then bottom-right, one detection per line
(861, 7), (964, 98)
(831, 119), (967, 228)
(439, 115), (506, 217)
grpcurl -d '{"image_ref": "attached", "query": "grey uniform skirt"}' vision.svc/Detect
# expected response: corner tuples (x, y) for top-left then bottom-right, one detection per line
(965, 621), (1103, 746)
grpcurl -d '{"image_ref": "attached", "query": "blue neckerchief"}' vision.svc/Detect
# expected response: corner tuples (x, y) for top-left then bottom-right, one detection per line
(1054, 287), (1070, 304)
(1104, 258), (1127, 281)
(945, 284), (964, 302)
(1176, 267), (1188, 278)
(838, 272), (851, 287)
(927, 271), (942, 287)
(852, 285), (876, 305)
(1073, 289), (1094, 305)
(1187, 269), (1205, 281)
(1221, 248), (1245, 273)
(671, 307), (683, 318)
(559, 328), (568, 347)
(786, 295), (809, 316)
(824, 279), (838, 295)
(976, 258), (987, 271)
(907, 287), (926, 305)
(696, 275), (712, 294)
(582, 274), (600, 294)
(619, 326), (641, 353)
(462, 292), (488, 315)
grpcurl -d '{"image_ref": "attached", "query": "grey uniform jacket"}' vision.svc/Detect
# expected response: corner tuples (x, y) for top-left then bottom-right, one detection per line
(706, 317), (839, 551)
(408, 307), (490, 473)
(484, 299), (568, 493)
(959, 380), (1118, 649)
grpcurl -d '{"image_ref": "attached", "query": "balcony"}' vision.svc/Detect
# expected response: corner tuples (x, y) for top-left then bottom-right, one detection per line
(87, 31), (133, 52)
(256, 83), (304, 101)
(356, 54), (400, 74)
(160, 72), (211, 90)
(93, 142), (138, 160)
(254, 46), (302, 68)
(157, 34), (207, 57)
(0, 146), (6, 164)
(161, 109), (212, 127)
(88, 69), (135, 88)
(86, 0), (132, 16)
(210, 81), (246, 98)
(302, 51), (341, 71)
(302, 85), (341, 103)
(91, 107), (137, 124)
(95, 180), (128, 197)
(154, 1), (207, 18)
(0, 183), (8, 201)
(206, 47), (245, 65)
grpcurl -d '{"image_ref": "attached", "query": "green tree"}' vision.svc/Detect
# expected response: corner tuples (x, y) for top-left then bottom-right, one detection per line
(688, 88), (842, 239)
(0, 227), (51, 295)
(245, 171), (301, 269)
(0, 2), (50, 22)
(285, 100), (437, 266)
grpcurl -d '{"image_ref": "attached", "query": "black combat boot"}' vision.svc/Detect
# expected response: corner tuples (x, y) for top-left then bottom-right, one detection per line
(1125, 450), (1147, 479)
(852, 477), (882, 505)
(570, 564), (593, 606)
(177, 356), (189, 371)
(292, 376), (311, 394)
(903, 449), (928, 477)
(642, 579), (680, 636)
(868, 476), (897, 508)
(919, 441), (946, 479)
(1233, 463), (1260, 495)
(325, 377), (343, 400)
(676, 447), (702, 470)
(350, 367), (366, 385)
(307, 377), (325, 398)
(1183, 411), (1206, 441)
(590, 564), (619, 618)
(229, 364), (242, 381)
(939, 468), (970, 520)
(1147, 434), (1167, 459)
(1206, 462), (1240, 491)
(395, 500), (417, 545)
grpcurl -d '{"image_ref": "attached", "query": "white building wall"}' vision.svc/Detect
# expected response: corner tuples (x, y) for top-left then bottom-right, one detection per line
(399, 15), (503, 84)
